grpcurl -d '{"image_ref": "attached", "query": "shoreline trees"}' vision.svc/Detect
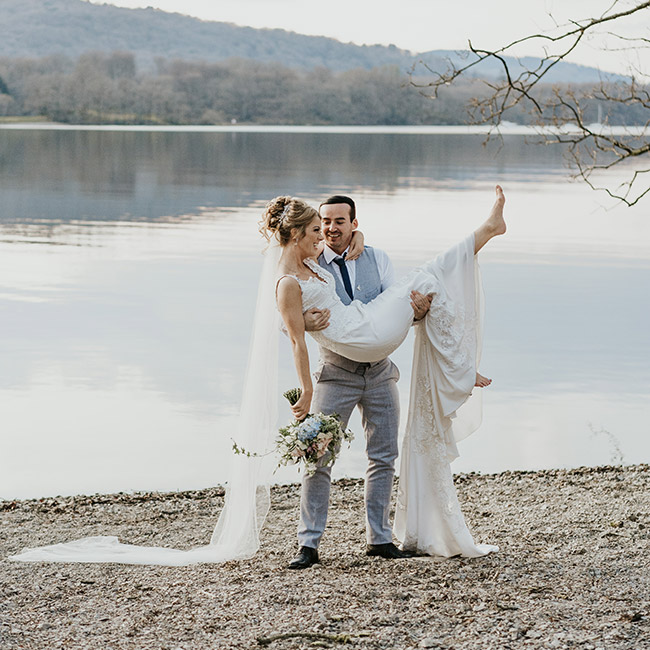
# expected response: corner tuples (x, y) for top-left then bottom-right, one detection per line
(0, 52), (646, 129)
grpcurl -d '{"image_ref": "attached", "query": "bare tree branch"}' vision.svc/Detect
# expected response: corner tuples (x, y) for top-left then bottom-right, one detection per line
(410, 1), (650, 205)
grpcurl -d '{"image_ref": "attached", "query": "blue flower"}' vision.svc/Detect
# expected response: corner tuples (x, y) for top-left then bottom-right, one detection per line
(297, 416), (321, 442)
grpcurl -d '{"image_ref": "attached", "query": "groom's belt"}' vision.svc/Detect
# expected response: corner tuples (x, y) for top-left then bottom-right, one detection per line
(318, 347), (387, 374)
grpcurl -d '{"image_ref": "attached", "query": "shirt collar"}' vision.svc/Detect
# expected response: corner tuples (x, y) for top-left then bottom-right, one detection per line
(322, 244), (350, 265)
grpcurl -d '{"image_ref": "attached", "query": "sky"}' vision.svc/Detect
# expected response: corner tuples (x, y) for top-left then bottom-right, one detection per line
(89, 0), (650, 75)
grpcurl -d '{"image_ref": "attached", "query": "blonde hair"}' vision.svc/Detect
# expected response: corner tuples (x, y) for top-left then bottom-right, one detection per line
(259, 196), (319, 246)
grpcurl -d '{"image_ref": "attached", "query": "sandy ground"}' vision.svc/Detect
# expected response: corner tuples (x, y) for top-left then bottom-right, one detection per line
(1, 465), (648, 650)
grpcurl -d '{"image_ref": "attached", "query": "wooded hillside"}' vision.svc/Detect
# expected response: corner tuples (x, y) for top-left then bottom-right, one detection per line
(0, 0), (622, 81)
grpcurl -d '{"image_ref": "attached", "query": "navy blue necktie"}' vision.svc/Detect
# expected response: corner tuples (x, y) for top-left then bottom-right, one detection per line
(333, 254), (354, 301)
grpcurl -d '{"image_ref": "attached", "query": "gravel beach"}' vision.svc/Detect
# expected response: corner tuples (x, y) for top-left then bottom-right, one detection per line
(1, 465), (648, 650)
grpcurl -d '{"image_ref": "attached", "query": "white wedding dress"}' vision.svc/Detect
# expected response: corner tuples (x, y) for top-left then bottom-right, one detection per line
(9, 234), (495, 565)
(298, 234), (496, 557)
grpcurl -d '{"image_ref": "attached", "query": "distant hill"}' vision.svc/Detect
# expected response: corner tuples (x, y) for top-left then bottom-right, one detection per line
(0, 0), (411, 71)
(415, 50), (621, 84)
(0, 0), (621, 83)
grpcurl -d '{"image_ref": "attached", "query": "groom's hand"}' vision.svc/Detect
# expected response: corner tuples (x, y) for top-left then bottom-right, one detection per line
(411, 291), (433, 321)
(304, 308), (331, 331)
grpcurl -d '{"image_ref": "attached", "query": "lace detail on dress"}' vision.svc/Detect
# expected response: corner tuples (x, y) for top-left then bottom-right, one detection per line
(428, 293), (475, 372)
(303, 257), (334, 284)
(411, 373), (435, 455)
(400, 367), (462, 531)
(276, 263), (338, 318)
(276, 257), (333, 296)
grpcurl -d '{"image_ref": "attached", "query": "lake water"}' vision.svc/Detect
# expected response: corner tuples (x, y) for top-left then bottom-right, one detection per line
(1, 126), (648, 499)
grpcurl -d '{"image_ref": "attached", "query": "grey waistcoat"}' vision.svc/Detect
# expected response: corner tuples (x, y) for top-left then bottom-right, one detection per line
(318, 246), (382, 306)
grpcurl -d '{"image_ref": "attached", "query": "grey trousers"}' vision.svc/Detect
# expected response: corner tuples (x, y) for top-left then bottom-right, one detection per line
(297, 351), (400, 549)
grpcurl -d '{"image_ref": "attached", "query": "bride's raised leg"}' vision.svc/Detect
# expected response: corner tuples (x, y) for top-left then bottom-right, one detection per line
(474, 185), (506, 254)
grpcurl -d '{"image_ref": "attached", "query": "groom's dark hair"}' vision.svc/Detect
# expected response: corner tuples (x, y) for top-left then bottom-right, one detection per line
(319, 195), (356, 222)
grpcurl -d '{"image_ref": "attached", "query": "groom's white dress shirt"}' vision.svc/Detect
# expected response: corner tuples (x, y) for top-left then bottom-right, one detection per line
(321, 243), (395, 293)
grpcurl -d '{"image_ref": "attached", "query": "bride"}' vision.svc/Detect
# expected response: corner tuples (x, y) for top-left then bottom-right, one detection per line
(269, 187), (504, 558)
(9, 187), (505, 565)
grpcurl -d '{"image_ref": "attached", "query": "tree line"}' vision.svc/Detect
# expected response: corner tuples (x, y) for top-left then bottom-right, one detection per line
(0, 52), (645, 126)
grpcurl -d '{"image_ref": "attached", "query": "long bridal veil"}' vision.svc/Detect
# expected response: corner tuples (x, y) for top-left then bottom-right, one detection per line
(9, 242), (282, 566)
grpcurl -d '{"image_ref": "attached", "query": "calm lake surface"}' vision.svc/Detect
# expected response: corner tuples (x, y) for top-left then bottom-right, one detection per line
(1, 126), (648, 499)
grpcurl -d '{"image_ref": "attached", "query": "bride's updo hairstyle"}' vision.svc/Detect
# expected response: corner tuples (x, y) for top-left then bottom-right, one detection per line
(260, 196), (319, 246)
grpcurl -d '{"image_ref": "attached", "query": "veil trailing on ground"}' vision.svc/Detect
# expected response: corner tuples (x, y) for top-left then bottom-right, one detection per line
(9, 241), (282, 566)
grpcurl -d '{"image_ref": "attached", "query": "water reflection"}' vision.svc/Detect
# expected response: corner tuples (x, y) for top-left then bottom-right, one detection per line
(0, 130), (568, 225)
(0, 128), (648, 499)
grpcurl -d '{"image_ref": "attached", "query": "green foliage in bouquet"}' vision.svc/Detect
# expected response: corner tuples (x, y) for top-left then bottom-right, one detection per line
(233, 388), (353, 476)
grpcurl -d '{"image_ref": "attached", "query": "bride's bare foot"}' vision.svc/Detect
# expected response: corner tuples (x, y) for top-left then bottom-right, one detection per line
(475, 372), (492, 388)
(474, 185), (507, 254)
(487, 185), (507, 237)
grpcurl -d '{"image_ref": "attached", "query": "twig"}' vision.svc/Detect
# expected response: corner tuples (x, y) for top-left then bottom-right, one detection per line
(257, 631), (355, 646)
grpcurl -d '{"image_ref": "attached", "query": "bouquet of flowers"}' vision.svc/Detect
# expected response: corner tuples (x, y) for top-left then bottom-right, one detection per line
(276, 388), (353, 475)
(233, 388), (353, 476)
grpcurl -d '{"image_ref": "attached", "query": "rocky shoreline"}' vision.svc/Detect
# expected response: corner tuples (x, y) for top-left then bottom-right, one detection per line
(1, 465), (648, 649)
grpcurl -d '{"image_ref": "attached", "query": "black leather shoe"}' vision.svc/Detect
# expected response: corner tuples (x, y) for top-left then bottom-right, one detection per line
(288, 546), (319, 570)
(366, 542), (414, 559)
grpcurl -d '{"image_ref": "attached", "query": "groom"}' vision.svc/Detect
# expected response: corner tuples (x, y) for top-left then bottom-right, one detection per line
(288, 195), (432, 569)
